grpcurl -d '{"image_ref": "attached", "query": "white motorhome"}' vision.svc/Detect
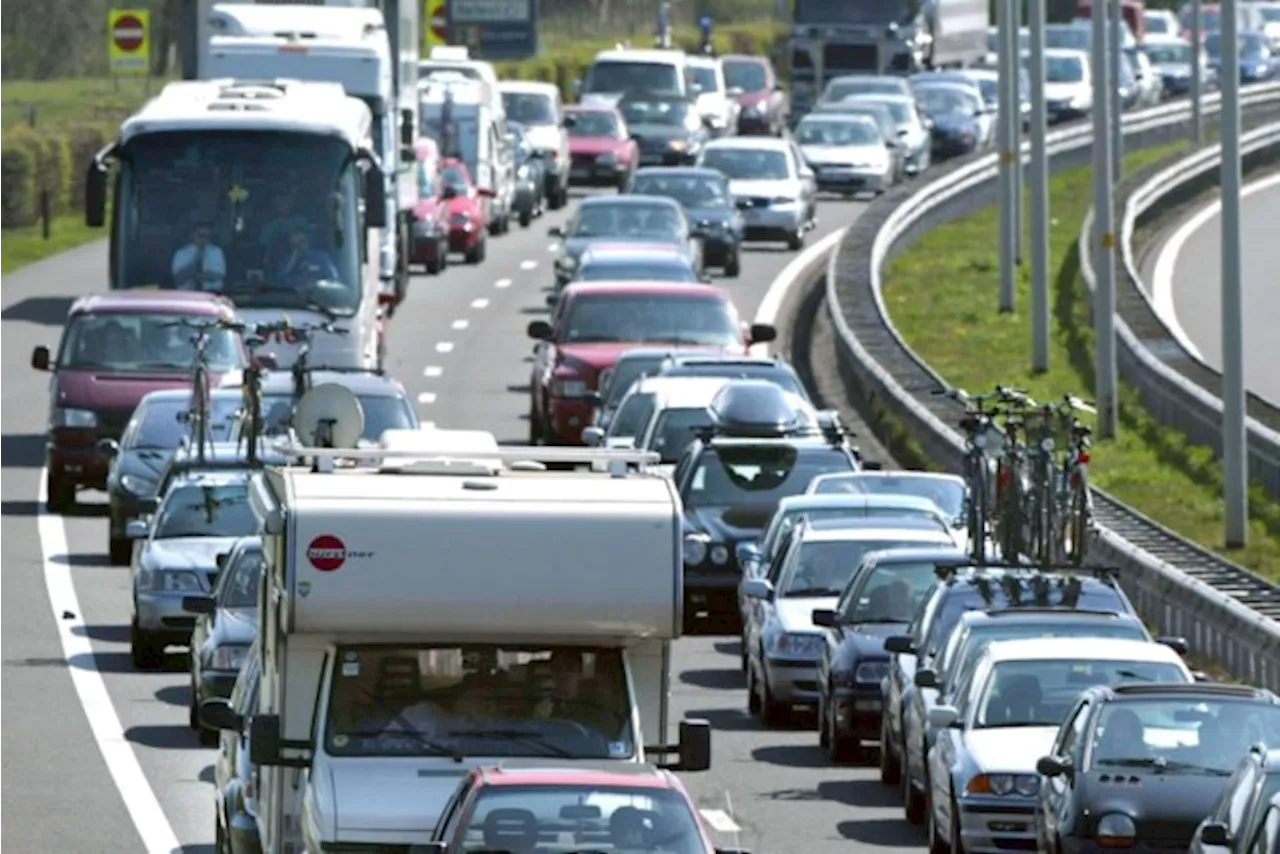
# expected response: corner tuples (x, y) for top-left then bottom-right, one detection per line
(419, 74), (516, 233)
(418, 45), (506, 124)
(203, 3), (419, 304)
(219, 425), (709, 853)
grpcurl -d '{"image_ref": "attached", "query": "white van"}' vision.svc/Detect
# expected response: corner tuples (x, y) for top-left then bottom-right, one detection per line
(498, 80), (571, 208)
(419, 45), (506, 125)
(578, 48), (695, 108)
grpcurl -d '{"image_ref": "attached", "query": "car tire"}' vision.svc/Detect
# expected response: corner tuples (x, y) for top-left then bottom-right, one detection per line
(879, 712), (902, 784)
(739, 634), (748, 672)
(786, 229), (805, 251)
(759, 655), (789, 727)
(724, 250), (741, 278)
(927, 792), (949, 854)
(528, 399), (543, 444)
(109, 535), (132, 566)
(746, 660), (762, 715)
(130, 620), (162, 671)
(519, 207), (532, 228)
(465, 241), (486, 265)
(46, 466), (74, 513)
(904, 766), (927, 825)
(824, 688), (859, 762)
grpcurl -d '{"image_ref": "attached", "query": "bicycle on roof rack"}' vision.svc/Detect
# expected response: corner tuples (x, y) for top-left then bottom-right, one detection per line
(161, 317), (246, 466)
(251, 318), (351, 400)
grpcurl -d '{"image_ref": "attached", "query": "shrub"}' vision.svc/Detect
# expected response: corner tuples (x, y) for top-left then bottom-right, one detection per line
(1, 124), (108, 228)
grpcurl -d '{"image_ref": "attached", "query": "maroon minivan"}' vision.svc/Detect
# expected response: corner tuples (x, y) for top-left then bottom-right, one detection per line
(31, 291), (248, 512)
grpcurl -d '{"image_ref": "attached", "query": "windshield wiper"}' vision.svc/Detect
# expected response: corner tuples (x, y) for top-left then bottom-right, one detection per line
(451, 728), (577, 758)
(1097, 757), (1231, 775)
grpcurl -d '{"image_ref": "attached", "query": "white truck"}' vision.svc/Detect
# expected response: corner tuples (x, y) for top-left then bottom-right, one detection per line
(196, 2), (420, 306)
(228, 425), (710, 853)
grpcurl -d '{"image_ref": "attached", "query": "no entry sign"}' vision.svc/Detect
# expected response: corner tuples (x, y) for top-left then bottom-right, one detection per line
(427, 0), (449, 47)
(107, 8), (150, 75)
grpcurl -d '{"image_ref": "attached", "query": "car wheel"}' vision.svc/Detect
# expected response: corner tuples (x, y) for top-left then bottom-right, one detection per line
(109, 535), (132, 566)
(739, 634), (748, 672)
(130, 620), (162, 671)
(46, 466), (74, 513)
(759, 657), (789, 727)
(949, 795), (965, 853)
(904, 763), (927, 825)
(786, 229), (805, 251)
(746, 659), (762, 715)
(724, 249), (741, 278)
(826, 691), (858, 762)
(879, 712), (902, 784)
(519, 207), (532, 228)
(927, 791), (948, 854)
(465, 241), (486, 265)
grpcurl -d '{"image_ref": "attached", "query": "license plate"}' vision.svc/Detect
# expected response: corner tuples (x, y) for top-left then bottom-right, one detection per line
(854, 698), (881, 711)
(640, 154), (663, 165)
(571, 167), (591, 179)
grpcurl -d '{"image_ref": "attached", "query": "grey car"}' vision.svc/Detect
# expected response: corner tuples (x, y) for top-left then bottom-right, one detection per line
(696, 136), (817, 250)
(814, 99), (909, 183)
(548, 195), (702, 290)
(819, 73), (915, 105)
(840, 93), (933, 176)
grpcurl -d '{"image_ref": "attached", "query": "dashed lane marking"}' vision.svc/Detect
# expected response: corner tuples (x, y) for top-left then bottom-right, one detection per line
(495, 278), (512, 289)
(418, 392), (437, 404)
(699, 809), (741, 834)
(470, 298), (490, 309)
(519, 260), (537, 271)
(424, 366), (443, 378)
(547, 243), (560, 252)
(435, 342), (454, 353)
(451, 319), (469, 330)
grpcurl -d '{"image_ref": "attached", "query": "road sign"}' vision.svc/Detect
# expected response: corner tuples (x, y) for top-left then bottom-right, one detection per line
(108, 8), (150, 75)
(426, 0), (449, 48)
(447, 0), (536, 59)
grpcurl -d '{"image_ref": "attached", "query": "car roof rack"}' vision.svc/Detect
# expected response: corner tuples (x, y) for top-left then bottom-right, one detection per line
(1110, 683), (1269, 698)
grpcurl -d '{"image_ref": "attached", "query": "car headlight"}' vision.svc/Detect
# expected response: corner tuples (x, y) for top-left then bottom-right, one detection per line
(1095, 813), (1136, 846)
(52, 407), (97, 428)
(207, 644), (250, 672)
(153, 570), (202, 593)
(517, 164), (530, 180)
(966, 773), (1041, 797)
(118, 473), (156, 497)
(668, 139), (689, 152)
(683, 534), (709, 565)
(710, 544), (729, 565)
(769, 632), (822, 656)
(550, 379), (588, 398)
(854, 659), (890, 683)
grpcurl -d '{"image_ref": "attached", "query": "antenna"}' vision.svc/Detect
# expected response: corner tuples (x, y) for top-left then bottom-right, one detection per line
(293, 383), (365, 458)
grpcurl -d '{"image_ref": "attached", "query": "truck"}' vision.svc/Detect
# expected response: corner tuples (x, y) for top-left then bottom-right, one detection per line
(233, 424), (711, 853)
(180, 0), (421, 306)
(84, 78), (390, 370)
(788, 0), (990, 118)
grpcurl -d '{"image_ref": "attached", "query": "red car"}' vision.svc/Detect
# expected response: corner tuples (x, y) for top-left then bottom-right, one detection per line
(31, 291), (249, 512)
(565, 104), (640, 190)
(526, 281), (775, 445)
(440, 158), (492, 265)
(409, 138), (449, 276)
(424, 765), (733, 854)
(721, 54), (789, 136)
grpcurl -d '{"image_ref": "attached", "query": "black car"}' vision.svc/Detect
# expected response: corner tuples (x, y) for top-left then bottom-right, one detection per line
(914, 83), (986, 160)
(658, 353), (810, 402)
(625, 167), (744, 277)
(507, 121), (546, 228)
(101, 387), (243, 564)
(882, 566), (1138, 825)
(617, 91), (712, 167)
(1193, 746), (1280, 853)
(812, 546), (968, 761)
(1037, 683), (1280, 852)
(183, 535), (261, 744)
(672, 381), (864, 624)
(200, 643), (263, 854)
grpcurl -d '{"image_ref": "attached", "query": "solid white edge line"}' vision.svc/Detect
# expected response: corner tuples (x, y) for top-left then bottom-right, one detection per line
(1151, 172), (1280, 364)
(699, 808), (741, 834)
(37, 469), (184, 854)
(750, 228), (848, 358)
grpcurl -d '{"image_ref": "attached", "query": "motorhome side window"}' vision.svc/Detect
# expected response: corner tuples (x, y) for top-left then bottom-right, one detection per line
(325, 645), (635, 759)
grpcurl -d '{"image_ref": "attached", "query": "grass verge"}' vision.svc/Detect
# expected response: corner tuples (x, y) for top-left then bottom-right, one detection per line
(881, 143), (1280, 576)
(2, 214), (103, 275)
(1, 76), (165, 132)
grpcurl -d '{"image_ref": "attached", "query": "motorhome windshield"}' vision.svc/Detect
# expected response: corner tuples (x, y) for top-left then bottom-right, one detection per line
(115, 131), (362, 316)
(586, 61), (682, 95)
(325, 645), (636, 759)
(794, 0), (920, 25)
(421, 108), (481, 174)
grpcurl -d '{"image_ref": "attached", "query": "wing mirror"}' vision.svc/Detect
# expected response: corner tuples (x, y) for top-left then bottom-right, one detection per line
(362, 160), (387, 228)
(1156, 635), (1189, 655)
(811, 608), (839, 628)
(650, 718), (712, 772)
(927, 705), (960, 729)
(216, 553), (230, 571)
(548, 225), (565, 238)
(476, 187), (495, 198)
(735, 541), (761, 569)
(748, 323), (776, 344)
(1036, 754), (1073, 778)
(400, 146), (417, 163)
(253, 352), (278, 370)
(441, 184), (458, 200)
(884, 634), (914, 654)
(181, 595), (216, 614)
(31, 345), (51, 371)
(527, 320), (553, 341)
(125, 519), (150, 539)
(742, 578), (774, 601)
(581, 426), (605, 447)
(914, 667), (938, 689)
(198, 697), (243, 732)
(97, 438), (121, 458)
(561, 113), (577, 128)
(1199, 822), (1231, 847)
(136, 496), (158, 515)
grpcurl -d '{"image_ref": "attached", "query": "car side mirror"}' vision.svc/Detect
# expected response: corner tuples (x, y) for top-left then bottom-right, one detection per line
(362, 162), (387, 228)
(1200, 821), (1231, 847)
(97, 437), (121, 458)
(137, 496), (158, 515)
(742, 578), (774, 601)
(812, 608), (839, 628)
(676, 718), (712, 771)
(249, 714), (284, 766)
(198, 698), (243, 732)
(884, 635), (914, 654)
(527, 320), (553, 341)
(773, 82), (784, 92)
(581, 426), (605, 447)
(31, 345), (51, 371)
(253, 352), (278, 370)
(748, 323), (776, 344)
(561, 113), (577, 128)
(1156, 635), (1189, 655)
(861, 460), (884, 471)
(548, 225), (564, 238)
(400, 146), (417, 164)
(216, 553), (230, 571)
(698, 273), (713, 284)
(1036, 754), (1073, 778)
(915, 667), (938, 689)
(400, 108), (415, 146)
(585, 391), (602, 407)
(182, 595), (216, 615)
(125, 519), (150, 539)
(85, 158), (110, 227)
(1193, 671), (1211, 683)
(927, 705), (960, 729)
(735, 197), (752, 210)
(799, 166), (815, 180)
(736, 541), (761, 568)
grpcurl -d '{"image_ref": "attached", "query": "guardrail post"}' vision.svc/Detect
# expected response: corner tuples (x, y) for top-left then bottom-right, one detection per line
(1029, 0), (1051, 372)
(1091, 0), (1119, 437)
(998, 0), (1017, 312)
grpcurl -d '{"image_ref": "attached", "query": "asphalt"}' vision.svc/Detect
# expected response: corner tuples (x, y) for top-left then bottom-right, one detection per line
(0, 187), (931, 853)
(1165, 174), (1280, 405)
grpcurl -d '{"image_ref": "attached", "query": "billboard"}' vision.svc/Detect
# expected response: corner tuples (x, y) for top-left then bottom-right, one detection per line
(447, 0), (538, 59)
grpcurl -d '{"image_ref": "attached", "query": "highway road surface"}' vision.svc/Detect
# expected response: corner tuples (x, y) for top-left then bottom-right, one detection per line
(1, 189), (932, 853)
(1152, 171), (1280, 406)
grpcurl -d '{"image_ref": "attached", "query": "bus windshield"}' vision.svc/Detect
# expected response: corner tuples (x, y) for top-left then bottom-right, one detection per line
(115, 131), (362, 316)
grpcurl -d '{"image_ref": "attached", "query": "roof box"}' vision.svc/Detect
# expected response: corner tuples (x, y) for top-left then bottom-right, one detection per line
(707, 379), (807, 437)
(430, 46), (471, 60)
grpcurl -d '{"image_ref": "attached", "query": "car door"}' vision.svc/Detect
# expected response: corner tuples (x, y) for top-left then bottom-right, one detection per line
(1038, 697), (1092, 847)
(533, 294), (570, 412)
(887, 589), (938, 757)
(747, 533), (799, 659)
(1246, 803), (1280, 854)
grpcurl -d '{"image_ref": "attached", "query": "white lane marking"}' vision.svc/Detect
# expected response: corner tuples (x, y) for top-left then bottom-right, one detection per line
(418, 392), (437, 404)
(424, 365), (443, 378)
(520, 260), (538, 271)
(1152, 172), (1280, 364)
(547, 242), (560, 252)
(435, 342), (454, 353)
(699, 809), (741, 834)
(495, 278), (512, 289)
(470, 297), (490, 309)
(751, 228), (848, 357)
(451, 319), (469, 330)
(36, 470), (183, 854)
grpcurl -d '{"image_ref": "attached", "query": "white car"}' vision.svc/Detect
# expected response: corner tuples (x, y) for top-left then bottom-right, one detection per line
(696, 136), (817, 249)
(1043, 47), (1094, 123)
(686, 55), (739, 137)
(926, 637), (1193, 853)
(498, 81), (571, 209)
(840, 93), (933, 176)
(794, 113), (895, 196)
(1143, 8), (1181, 39)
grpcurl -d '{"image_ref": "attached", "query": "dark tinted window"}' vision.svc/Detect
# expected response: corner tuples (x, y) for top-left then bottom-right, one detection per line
(723, 58), (768, 92)
(629, 173), (731, 209)
(648, 407), (714, 463)
(563, 294), (738, 347)
(841, 561), (941, 622)
(58, 312), (243, 372)
(259, 393), (416, 441)
(222, 549), (263, 609)
(602, 358), (667, 407)
(576, 260), (698, 282)
(784, 539), (938, 597)
(684, 445), (856, 508)
(700, 147), (789, 180)
(128, 397), (241, 449)
(567, 111), (621, 137)
(925, 580), (1128, 652)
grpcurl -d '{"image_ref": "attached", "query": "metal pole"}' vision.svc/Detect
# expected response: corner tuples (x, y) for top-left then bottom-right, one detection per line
(1190, 0), (1204, 144)
(1108, 0), (1124, 181)
(1029, 0), (1050, 372)
(1091, 0), (1118, 438)
(1012, 12), (1024, 266)
(1220, 0), (1247, 547)
(998, 0), (1016, 312)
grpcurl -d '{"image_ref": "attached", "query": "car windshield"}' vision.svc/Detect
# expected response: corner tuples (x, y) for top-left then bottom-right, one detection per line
(619, 98), (693, 128)
(811, 474), (966, 521)
(127, 396), (241, 449)
(502, 92), (557, 125)
(153, 482), (257, 539)
(1145, 42), (1192, 62)
(630, 174), (731, 209)
(924, 579), (1129, 652)
(841, 561), (942, 622)
(325, 645), (636, 759)
(576, 260), (698, 282)
(827, 77), (902, 99)
(222, 549), (263, 609)
(1091, 699), (1280, 775)
(647, 407), (715, 463)
(662, 363), (805, 396)
(974, 659), (1190, 729)
(684, 445), (856, 509)
(976, 78), (999, 105)
(1145, 13), (1172, 33)
(568, 111), (622, 138)
(441, 163), (470, 194)
(916, 87), (978, 116)
(723, 58), (768, 91)
(1242, 34), (1271, 57)
(570, 203), (685, 241)
(1046, 26), (1091, 50)
(455, 785), (706, 854)
(1047, 55), (1085, 82)
(608, 391), (657, 438)
(804, 506), (945, 526)
(690, 65), (721, 93)
(784, 539), (930, 597)
(258, 392), (415, 441)
(586, 61), (681, 95)
(952, 620), (1149, 686)
(564, 294), (737, 347)
(416, 161), (437, 197)
(56, 312), (243, 372)
(602, 358), (668, 407)
(797, 119), (882, 145)
(700, 147), (790, 180)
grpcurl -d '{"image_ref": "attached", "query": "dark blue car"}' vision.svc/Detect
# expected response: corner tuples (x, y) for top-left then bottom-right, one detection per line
(1206, 31), (1278, 81)
(625, 166), (744, 277)
(915, 83), (985, 160)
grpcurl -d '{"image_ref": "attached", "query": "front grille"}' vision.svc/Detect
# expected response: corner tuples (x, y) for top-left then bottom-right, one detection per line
(571, 153), (596, 168)
(637, 137), (670, 154)
(823, 43), (879, 72)
(738, 196), (773, 208)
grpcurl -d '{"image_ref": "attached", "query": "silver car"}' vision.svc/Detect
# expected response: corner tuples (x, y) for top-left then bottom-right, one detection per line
(839, 93), (933, 176)
(925, 637), (1193, 853)
(696, 136), (817, 250)
(819, 73), (914, 105)
(795, 113), (896, 195)
(127, 468), (259, 670)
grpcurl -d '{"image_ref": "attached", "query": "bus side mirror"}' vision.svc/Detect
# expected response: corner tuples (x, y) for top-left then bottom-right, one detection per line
(400, 108), (415, 146)
(363, 164), (388, 228)
(249, 714), (284, 766)
(86, 161), (108, 228)
(677, 719), (711, 771)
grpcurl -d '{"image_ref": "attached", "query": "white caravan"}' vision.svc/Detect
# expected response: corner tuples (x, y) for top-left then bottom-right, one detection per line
(418, 45), (506, 125)
(223, 424), (709, 853)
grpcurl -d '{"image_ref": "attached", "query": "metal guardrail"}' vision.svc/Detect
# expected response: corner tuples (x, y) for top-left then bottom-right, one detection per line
(1084, 124), (1280, 500)
(824, 81), (1280, 688)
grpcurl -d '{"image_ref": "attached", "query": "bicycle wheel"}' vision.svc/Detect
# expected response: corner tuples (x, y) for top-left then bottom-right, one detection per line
(1068, 482), (1091, 566)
